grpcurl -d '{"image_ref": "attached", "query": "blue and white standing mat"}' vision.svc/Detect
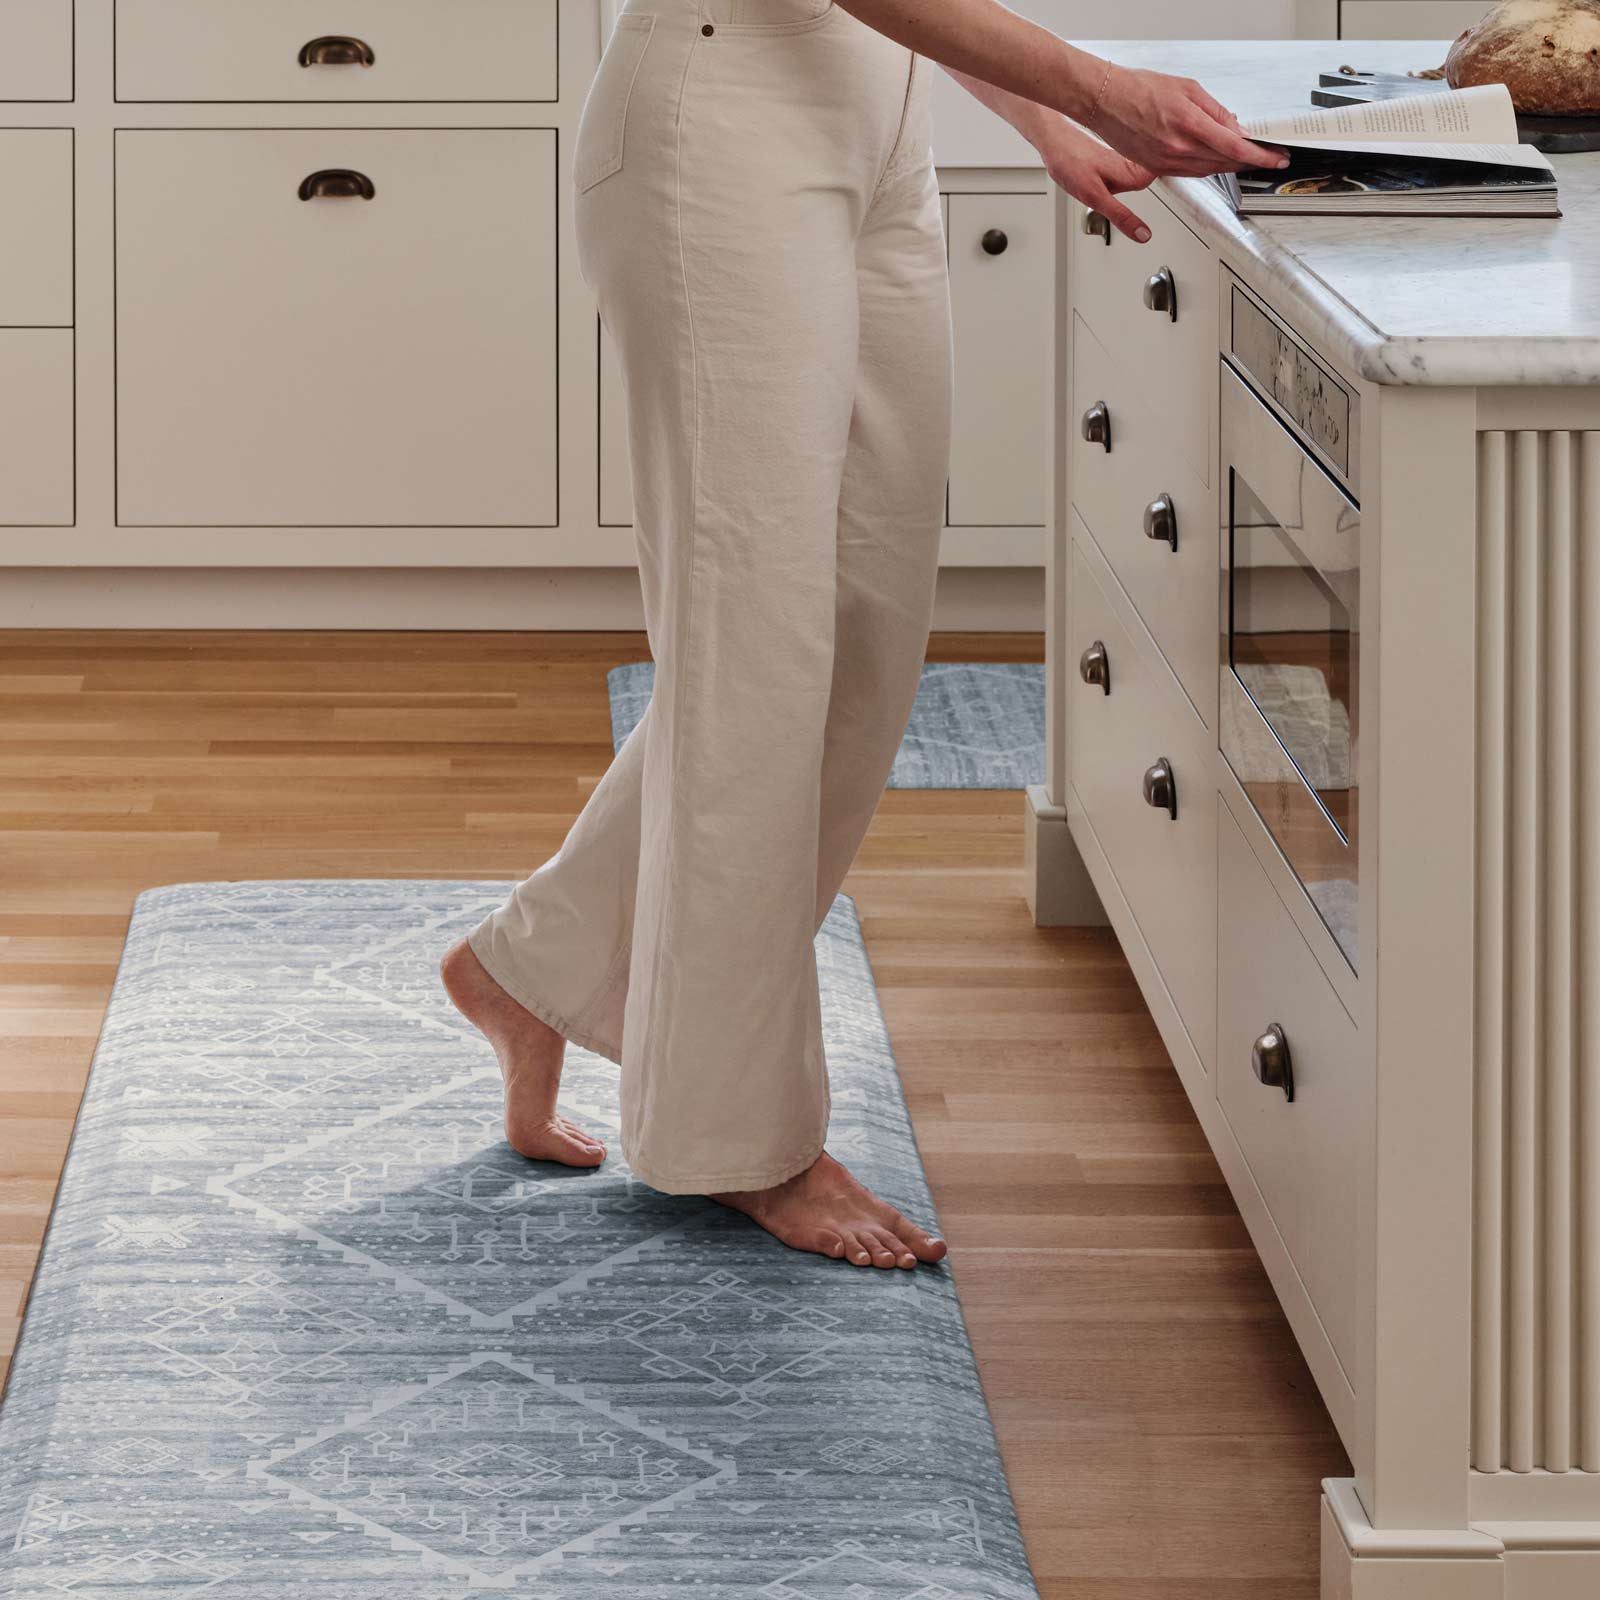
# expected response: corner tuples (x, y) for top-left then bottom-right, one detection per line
(608, 661), (1046, 790)
(0, 879), (1040, 1598)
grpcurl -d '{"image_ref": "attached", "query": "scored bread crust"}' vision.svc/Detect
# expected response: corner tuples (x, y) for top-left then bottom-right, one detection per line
(1445, 0), (1600, 114)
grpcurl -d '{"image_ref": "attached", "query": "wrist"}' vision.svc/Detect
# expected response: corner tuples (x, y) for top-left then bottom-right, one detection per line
(1081, 57), (1115, 131)
(1057, 45), (1113, 126)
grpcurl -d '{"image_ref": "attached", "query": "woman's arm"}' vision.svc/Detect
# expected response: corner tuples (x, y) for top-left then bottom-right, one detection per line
(939, 65), (1159, 243)
(834, 0), (1286, 177)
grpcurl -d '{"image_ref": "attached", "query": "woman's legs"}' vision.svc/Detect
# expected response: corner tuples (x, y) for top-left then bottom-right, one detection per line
(450, 6), (949, 1254)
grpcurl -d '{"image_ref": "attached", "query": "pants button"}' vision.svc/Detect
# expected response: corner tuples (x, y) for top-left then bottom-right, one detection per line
(701, 21), (714, 33)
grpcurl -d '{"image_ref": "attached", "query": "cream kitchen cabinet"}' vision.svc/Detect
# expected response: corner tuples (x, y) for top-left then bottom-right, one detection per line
(114, 128), (557, 528)
(0, 129), (72, 325)
(0, 0), (73, 101)
(1035, 36), (1600, 1600)
(946, 191), (1051, 529)
(1, 1), (1342, 625)
(0, 127), (73, 528)
(1336, 0), (1486, 39)
(115, 0), (559, 103)
(0, 331), (74, 526)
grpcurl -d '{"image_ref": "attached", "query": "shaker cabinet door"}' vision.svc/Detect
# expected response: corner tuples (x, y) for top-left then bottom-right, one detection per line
(115, 129), (557, 528)
(945, 191), (1049, 529)
(1338, 1), (1487, 38)
(0, 130), (73, 325)
(0, 330), (74, 526)
(0, 0), (72, 101)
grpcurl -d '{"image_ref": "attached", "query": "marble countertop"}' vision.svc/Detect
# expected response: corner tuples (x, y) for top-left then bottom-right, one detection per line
(1080, 39), (1600, 385)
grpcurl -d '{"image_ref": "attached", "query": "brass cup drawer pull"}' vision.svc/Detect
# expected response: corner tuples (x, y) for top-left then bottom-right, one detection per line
(1081, 400), (1111, 452)
(1081, 208), (1112, 245)
(1143, 492), (1177, 552)
(1251, 1023), (1295, 1102)
(1079, 639), (1110, 694)
(299, 35), (377, 67)
(1141, 756), (1176, 820)
(1143, 265), (1177, 321)
(298, 168), (376, 201)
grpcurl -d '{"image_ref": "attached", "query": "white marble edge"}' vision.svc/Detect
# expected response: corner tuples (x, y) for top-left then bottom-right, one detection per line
(1069, 40), (1600, 387)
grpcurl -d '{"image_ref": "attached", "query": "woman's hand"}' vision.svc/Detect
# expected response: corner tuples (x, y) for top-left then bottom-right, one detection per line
(1036, 119), (1157, 243)
(1087, 63), (1288, 178)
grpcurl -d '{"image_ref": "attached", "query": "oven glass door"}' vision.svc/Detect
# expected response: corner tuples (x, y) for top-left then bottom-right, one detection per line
(1220, 364), (1360, 971)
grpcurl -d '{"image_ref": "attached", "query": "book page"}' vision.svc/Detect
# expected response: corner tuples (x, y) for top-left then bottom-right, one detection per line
(1271, 138), (1555, 173)
(1241, 82), (1518, 147)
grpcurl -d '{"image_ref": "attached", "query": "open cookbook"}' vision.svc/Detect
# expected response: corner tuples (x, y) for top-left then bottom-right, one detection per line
(1214, 81), (1560, 217)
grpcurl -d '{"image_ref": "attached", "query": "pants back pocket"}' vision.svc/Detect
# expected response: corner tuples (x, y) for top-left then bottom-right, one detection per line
(574, 13), (656, 194)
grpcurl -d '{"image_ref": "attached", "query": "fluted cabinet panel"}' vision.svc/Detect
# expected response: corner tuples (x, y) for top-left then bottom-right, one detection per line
(1473, 429), (1600, 1476)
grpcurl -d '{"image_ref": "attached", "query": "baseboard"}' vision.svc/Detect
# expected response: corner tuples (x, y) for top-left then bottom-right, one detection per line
(1322, 1480), (1600, 1600)
(1023, 784), (1107, 926)
(0, 565), (1045, 632)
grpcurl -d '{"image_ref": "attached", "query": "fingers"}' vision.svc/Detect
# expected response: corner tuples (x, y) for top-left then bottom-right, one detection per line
(1108, 155), (1157, 194)
(1180, 98), (1287, 171)
(1085, 185), (1150, 244)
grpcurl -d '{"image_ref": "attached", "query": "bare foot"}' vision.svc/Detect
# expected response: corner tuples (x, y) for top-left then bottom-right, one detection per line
(711, 1151), (947, 1269)
(438, 936), (607, 1168)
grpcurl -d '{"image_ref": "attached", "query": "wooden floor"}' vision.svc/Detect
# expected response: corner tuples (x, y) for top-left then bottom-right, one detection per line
(0, 627), (1348, 1597)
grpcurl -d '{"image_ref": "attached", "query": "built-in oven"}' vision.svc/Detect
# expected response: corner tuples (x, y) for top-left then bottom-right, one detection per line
(1219, 280), (1361, 972)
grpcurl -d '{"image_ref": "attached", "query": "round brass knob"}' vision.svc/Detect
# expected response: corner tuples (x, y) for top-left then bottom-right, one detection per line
(1080, 400), (1111, 452)
(1081, 208), (1112, 244)
(1142, 266), (1177, 321)
(1141, 757), (1176, 820)
(1079, 639), (1110, 694)
(1252, 1023), (1295, 1102)
(1143, 493), (1177, 552)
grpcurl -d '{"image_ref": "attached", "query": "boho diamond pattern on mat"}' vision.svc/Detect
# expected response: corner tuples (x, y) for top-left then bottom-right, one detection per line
(212, 1072), (705, 1326)
(0, 881), (1039, 1598)
(253, 1355), (732, 1581)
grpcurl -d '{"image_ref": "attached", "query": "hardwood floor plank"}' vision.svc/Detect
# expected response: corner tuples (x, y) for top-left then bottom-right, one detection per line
(0, 626), (1347, 1597)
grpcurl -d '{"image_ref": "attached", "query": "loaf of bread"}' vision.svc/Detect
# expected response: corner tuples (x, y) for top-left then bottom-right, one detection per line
(1445, 0), (1600, 114)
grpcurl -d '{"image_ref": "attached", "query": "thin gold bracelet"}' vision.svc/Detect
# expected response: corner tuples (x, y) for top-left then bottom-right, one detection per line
(1083, 57), (1113, 131)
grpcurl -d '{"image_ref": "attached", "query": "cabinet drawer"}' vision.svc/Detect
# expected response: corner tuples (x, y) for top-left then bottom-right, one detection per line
(0, 329), (73, 526)
(0, 130), (72, 325)
(116, 0), (557, 102)
(1069, 529), (1215, 1076)
(0, 1), (72, 101)
(1069, 188), (1214, 488)
(1339, 1), (1486, 39)
(115, 129), (557, 528)
(946, 191), (1049, 528)
(1070, 312), (1215, 730)
(1217, 801), (1360, 1377)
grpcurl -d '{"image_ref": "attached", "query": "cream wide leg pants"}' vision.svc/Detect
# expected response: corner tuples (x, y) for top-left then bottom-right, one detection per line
(466, 0), (953, 1194)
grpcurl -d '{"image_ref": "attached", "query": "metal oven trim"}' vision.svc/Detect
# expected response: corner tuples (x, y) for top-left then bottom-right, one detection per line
(1222, 270), (1360, 502)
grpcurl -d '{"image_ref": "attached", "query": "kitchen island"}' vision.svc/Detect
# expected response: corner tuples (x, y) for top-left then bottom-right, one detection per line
(1028, 37), (1600, 1600)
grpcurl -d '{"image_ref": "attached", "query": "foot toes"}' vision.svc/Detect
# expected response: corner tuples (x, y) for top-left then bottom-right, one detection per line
(873, 1230), (918, 1269)
(864, 1230), (907, 1269)
(556, 1116), (606, 1153)
(509, 1118), (606, 1168)
(885, 1207), (946, 1263)
(837, 1230), (873, 1267)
